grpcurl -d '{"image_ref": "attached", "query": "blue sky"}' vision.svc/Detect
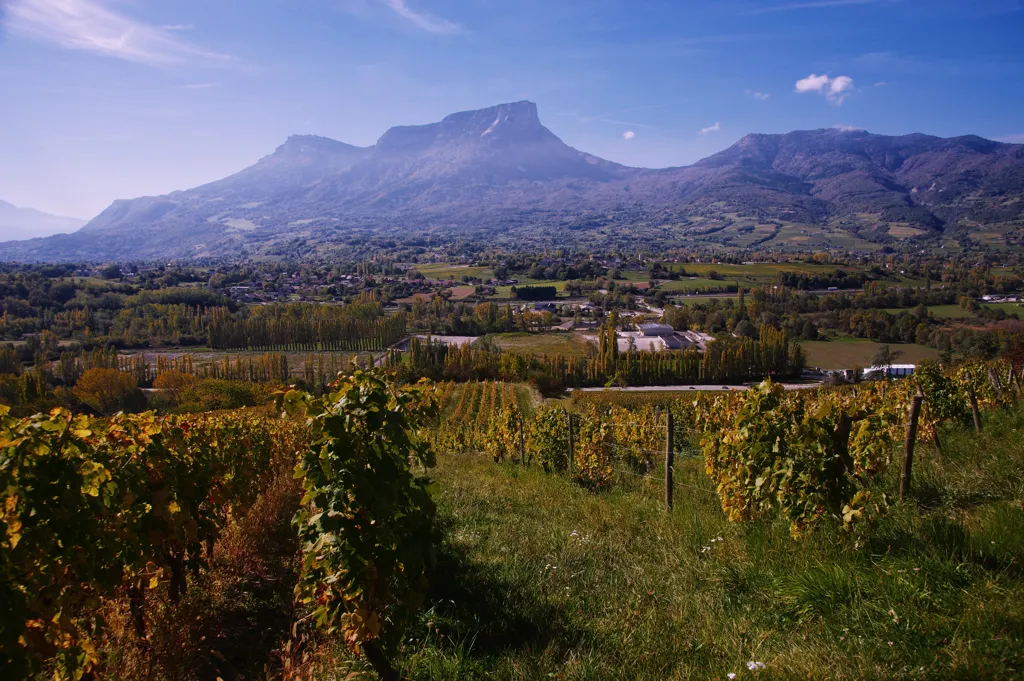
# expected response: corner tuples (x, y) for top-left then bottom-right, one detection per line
(1, 0), (1023, 224)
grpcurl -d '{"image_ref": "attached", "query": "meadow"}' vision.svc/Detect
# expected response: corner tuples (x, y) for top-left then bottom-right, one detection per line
(799, 339), (940, 370)
(488, 332), (594, 357)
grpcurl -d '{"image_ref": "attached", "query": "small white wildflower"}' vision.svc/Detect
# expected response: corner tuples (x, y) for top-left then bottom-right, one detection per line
(747, 661), (765, 671)
(728, 674), (736, 680)
(888, 641), (894, 647)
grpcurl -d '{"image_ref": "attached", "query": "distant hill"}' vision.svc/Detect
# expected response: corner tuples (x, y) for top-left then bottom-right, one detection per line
(0, 200), (86, 241)
(2, 101), (1022, 260)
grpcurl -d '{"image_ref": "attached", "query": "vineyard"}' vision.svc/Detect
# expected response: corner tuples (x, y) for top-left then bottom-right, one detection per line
(432, 360), (1020, 537)
(0, 405), (307, 678)
(3, 359), (1024, 680)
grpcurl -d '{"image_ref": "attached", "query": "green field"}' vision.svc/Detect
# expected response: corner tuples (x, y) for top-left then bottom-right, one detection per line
(490, 279), (569, 299)
(410, 263), (493, 280)
(489, 332), (593, 357)
(799, 339), (939, 370)
(882, 303), (1023, 320)
(883, 305), (969, 319)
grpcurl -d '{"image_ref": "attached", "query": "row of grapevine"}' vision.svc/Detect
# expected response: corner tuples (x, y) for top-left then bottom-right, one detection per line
(428, 359), (1020, 534)
(694, 359), (1019, 537)
(0, 406), (306, 679)
(430, 382), (668, 491)
(433, 381), (523, 455)
(280, 372), (440, 681)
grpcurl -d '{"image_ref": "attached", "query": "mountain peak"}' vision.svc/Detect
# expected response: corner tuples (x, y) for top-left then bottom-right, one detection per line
(376, 100), (553, 152)
(275, 134), (366, 155)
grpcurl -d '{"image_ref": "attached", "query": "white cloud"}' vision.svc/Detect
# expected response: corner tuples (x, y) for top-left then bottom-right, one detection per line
(832, 124), (864, 132)
(5, 0), (230, 66)
(176, 82), (221, 90)
(623, 130), (636, 140)
(875, 81), (888, 87)
(376, 0), (461, 34)
(700, 122), (722, 134)
(795, 73), (831, 93)
(795, 73), (856, 104)
(746, 89), (771, 100)
(751, 0), (886, 13)
(998, 134), (1024, 144)
(161, 24), (194, 31)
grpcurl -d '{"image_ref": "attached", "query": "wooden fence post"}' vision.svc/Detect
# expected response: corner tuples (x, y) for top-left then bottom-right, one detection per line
(566, 410), (575, 475)
(901, 389), (924, 501)
(968, 382), (983, 434)
(518, 415), (526, 465)
(923, 403), (942, 456)
(665, 410), (674, 511)
(989, 367), (1005, 405)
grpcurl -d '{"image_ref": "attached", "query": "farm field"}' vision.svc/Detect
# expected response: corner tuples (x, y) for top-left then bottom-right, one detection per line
(489, 279), (569, 299)
(449, 285), (476, 300)
(489, 331), (594, 357)
(799, 338), (940, 369)
(983, 301), (1024, 315)
(882, 303), (1023, 319)
(883, 304), (968, 319)
(411, 263), (492, 280)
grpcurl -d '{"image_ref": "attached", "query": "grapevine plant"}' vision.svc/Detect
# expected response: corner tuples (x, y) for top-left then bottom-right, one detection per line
(283, 371), (440, 681)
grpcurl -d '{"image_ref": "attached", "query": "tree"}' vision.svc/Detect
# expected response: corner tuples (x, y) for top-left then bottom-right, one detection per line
(99, 264), (122, 280)
(733, 319), (758, 339)
(152, 370), (197, 407)
(73, 368), (144, 414)
(870, 345), (903, 380)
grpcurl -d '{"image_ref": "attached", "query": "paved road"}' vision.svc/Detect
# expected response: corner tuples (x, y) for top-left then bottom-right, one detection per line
(570, 382), (822, 393)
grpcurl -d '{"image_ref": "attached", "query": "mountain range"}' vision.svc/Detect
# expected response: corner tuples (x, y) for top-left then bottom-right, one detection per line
(0, 201), (86, 242)
(3, 100), (1023, 260)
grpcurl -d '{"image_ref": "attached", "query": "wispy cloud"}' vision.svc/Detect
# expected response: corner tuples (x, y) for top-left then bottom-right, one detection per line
(832, 124), (864, 132)
(795, 73), (855, 104)
(176, 82), (221, 90)
(746, 89), (770, 100)
(998, 133), (1024, 144)
(623, 130), (636, 140)
(4, 0), (231, 66)
(376, 0), (461, 34)
(161, 24), (194, 32)
(568, 105), (660, 129)
(700, 122), (722, 134)
(750, 0), (889, 14)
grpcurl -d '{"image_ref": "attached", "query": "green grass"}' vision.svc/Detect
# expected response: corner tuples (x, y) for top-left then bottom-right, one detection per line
(983, 302), (1024, 316)
(882, 305), (971, 320)
(314, 403), (1024, 680)
(412, 263), (493, 281)
(800, 339), (940, 370)
(489, 332), (593, 357)
(490, 280), (569, 299)
(880, 303), (1023, 320)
